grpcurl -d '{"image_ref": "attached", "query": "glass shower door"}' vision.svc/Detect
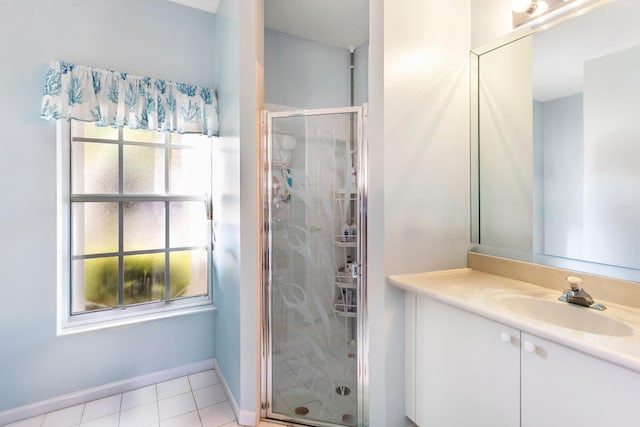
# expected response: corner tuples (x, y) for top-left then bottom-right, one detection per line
(262, 107), (367, 427)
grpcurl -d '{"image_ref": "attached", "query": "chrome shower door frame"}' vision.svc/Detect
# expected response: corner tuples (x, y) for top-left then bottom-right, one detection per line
(260, 105), (369, 427)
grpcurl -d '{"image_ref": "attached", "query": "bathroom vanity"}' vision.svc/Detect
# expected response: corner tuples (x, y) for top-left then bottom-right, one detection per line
(396, 1), (640, 425)
(389, 254), (640, 427)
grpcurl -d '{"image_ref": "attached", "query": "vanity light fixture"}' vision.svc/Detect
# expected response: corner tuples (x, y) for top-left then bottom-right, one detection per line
(512, 0), (546, 14)
(512, 0), (609, 28)
(512, 0), (532, 13)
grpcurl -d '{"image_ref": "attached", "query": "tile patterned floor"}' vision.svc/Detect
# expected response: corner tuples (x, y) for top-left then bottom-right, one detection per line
(270, 315), (357, 426)
(3, 370), (240, 427)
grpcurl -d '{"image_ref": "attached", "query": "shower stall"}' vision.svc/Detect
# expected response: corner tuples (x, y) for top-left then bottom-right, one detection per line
(261, 106), (368, 427)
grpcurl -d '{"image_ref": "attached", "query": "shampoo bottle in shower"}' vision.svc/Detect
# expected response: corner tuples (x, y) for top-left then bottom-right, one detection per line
(342, 222), (350, 242)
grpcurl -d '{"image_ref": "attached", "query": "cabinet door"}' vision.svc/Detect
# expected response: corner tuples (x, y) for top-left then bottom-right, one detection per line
(415, 296), (520, 427)
(521, 332), (640, 427)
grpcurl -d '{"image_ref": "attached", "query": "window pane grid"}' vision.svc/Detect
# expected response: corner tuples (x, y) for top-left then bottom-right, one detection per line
(72, 137), (120, 145)
(70, 122), (211, 315)
(165, 200), (171, 299)
(71, 195), (206, 203)
(71, 246), (206, 260)
(73, 136), (205, 151)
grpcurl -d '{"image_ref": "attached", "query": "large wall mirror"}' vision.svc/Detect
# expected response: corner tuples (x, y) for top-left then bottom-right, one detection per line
(471, 0), (640, 282)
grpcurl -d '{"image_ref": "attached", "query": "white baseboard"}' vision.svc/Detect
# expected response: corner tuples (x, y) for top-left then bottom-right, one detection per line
(0, 358), (215, 426)
(213, 359), (257, 427)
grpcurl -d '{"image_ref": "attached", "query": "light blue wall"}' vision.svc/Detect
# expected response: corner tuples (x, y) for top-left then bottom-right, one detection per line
(0, 0), (216, 412)
(236, 0), (260, 414)
(538, 94), (584, 259)
(354, 43), (369, 106)
(212, 0), (242, 404)
(212, 2), (260, 420)
(264, 28), (351, 108)
(533, 100), (545, 254)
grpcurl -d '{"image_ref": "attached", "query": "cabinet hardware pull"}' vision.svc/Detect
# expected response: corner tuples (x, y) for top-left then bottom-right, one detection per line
(523, 341), (537, 353)
(500, 332), (512, 343)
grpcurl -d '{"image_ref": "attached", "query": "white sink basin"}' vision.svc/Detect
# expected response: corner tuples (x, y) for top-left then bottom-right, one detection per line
(500, 296), (633, 337)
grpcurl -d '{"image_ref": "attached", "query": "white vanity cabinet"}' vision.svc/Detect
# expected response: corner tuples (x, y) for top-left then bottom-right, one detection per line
(406, 294), (520, 427)
(407, 294), (640, 427)
(521, 332), (640, 427)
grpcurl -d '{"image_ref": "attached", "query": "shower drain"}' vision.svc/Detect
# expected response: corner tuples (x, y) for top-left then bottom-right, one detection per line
(335, 385), (351, 396)
(295, 406), (309, 416)
(342, 414), (355, 425)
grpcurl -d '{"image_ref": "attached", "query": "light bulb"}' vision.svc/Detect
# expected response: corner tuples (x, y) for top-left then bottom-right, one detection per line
(531, 0), (549, 16)
(512, 0), (533, 13)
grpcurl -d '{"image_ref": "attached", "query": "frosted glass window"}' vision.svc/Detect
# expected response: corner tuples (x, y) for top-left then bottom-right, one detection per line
(123, 253), (166, 305)
(123, 145), (165, 194)
(123, 201), (165, 252)
(68, 121), (212, 317)
(170, 202), (207, 247)
(71, 141), (118, 194)
(169, 132), (201, 146)
(72, 120), (118, 140)
(123, 126), (164, 143)
(170, 250), (208, 298)
(72, 257), (119, 313)
(72, 202), (118, 255)
(169, 148), (209, 194)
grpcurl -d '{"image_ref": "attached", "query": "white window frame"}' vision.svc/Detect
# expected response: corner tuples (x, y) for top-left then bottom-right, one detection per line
(56, 121), (216, 335)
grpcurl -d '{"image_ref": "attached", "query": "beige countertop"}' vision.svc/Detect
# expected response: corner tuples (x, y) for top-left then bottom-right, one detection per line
(388, 268), (640, 373)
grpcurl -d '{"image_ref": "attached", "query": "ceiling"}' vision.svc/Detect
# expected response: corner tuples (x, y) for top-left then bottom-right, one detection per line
(167, 0), (369, 50)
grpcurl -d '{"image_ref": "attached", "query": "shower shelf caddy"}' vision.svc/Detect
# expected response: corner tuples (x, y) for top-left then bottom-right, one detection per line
(333, 188), (358, 317)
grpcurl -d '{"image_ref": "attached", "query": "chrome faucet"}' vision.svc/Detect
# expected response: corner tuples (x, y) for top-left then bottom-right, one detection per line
(558, 276), (607, 311)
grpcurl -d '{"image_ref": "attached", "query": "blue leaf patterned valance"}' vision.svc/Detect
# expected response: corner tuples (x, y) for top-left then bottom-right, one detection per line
(40, 61), (218, 137)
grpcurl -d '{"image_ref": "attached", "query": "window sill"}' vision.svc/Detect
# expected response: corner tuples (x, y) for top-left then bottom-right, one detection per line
(57, 299), (217, 336)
